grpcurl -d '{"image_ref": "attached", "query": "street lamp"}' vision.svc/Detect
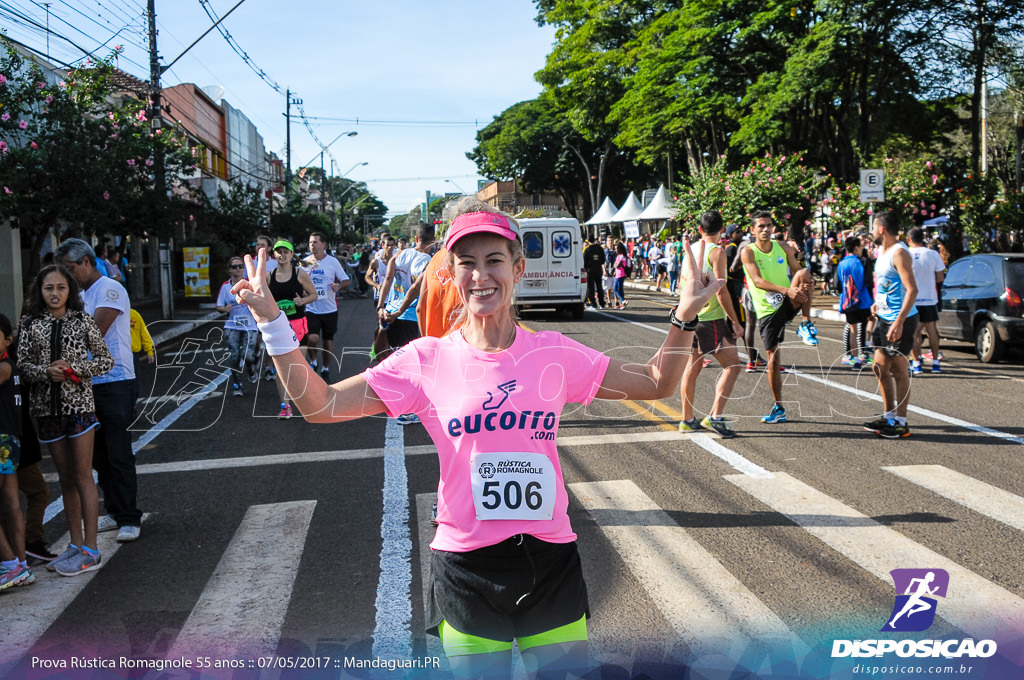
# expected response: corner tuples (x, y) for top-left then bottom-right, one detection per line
(445, 179), (465, 194)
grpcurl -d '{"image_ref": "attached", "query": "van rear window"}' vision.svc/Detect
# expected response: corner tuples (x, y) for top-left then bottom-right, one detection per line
(523, 232), (544, 259)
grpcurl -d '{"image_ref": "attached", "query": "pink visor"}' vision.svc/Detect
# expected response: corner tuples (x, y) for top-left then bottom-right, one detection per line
(445, 211), (520, 250)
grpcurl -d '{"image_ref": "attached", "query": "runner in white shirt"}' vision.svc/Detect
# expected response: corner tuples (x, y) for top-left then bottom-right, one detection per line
(906, 227), (946, 373)
(302, 232), (350, 381)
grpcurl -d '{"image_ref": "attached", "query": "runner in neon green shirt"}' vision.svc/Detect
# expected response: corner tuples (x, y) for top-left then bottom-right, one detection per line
(740, 211), (816, 424)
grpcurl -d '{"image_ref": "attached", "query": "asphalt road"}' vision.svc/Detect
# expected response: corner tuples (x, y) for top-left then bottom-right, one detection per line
(4, 289), (1024, 680)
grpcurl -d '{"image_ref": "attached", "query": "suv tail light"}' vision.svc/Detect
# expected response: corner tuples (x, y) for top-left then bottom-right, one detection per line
(1005, 287), (1022, 315)
(580, 268), (587, 285)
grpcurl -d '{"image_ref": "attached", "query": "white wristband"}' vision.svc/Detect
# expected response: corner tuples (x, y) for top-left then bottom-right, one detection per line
(257, 312), (300, 356)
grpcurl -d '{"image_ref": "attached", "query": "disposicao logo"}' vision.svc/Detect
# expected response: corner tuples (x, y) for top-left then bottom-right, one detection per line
(831, 568), (998, 660)
(882, 568), (948, 632)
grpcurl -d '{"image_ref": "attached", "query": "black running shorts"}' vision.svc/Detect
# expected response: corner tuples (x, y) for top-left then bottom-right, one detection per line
(757, 297), (799, 352)
(427, 535), (589, 641)
(872, 315), (920, 359)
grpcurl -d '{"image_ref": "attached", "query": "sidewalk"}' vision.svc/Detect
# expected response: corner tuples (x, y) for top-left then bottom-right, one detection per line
(623, 277), (845, 322)
(133, 294), (224, 348)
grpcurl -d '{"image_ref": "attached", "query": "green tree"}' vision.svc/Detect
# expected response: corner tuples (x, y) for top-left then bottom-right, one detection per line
(0, 42), (196, 274)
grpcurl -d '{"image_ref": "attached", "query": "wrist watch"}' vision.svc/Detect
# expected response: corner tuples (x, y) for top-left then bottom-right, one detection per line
(669, 305), (699, 331)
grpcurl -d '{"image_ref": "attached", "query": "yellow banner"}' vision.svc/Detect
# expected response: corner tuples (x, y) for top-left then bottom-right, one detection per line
(183, 246), (210, 297)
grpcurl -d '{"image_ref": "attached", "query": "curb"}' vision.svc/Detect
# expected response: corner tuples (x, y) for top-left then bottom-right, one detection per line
(624, 279), (846, 323)
(149, 311), (224, 348)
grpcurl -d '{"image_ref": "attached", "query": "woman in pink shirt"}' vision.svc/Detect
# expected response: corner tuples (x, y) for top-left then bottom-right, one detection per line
(232, 199), (723, 679)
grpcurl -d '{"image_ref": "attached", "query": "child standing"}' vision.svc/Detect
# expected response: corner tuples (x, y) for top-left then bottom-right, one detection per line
(0, 313), (33, 589)
(17, 265), (113, 576)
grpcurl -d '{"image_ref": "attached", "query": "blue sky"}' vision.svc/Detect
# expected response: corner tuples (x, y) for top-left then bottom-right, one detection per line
(3, 0), (557, 217)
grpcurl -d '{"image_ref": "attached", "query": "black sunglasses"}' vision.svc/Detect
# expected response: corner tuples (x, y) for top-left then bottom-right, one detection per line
(229, 264), (245, 269)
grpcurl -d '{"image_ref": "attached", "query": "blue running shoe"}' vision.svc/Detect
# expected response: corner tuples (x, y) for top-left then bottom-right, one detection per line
(797, 321), (818, 346)
(761, 404), (788, 423)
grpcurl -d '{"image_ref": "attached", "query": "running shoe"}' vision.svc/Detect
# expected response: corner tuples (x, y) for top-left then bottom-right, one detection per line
(862, 417), (889, 432)
(97, 515), (118, 533)
(852, 359), (864, 370)
(700, 416), (737, 439)
(744, 362), (757, 373)
(309, 360), (318, 371)
(47, 545), (80, 572)
(922, 350), (944, 362)
(25, 542), (57, 562)
(278, 403), (292, 419)
(877, 419), (911, 439)
(619, 300), (629, 309)
(320, 368), (330, 382)
(931, 361), (941, 373)
(702, 356), (713, 368)
(56, 549), (102, 577)
(840, 355), (855, 367)
(797, 321), (819, 346)
(755, 357), (767, 368)
(0, 564), (30, 590)
(117, 525), (140, 542)
(247, 365), (259, 383)
(264, 367), (277, 381)
(911, 362), (923, 375)
(16, 567), (35, 586)
(396, 413), (420, 426)
(678, 418), (704, 433)
(761, 404), (788, 424)
(232, 382), (243, 397)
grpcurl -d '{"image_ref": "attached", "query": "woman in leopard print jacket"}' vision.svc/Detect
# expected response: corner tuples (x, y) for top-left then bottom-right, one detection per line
(18, 285), (113, 420)
(17, 265), (112, 574)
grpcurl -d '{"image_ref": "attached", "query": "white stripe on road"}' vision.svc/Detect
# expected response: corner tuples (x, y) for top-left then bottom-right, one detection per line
(609, 311), (1024, 446)
(726, 472), (1024, 643)
(372, 418), (413, 661)
(167, 501), (315, 659)
(43, 369), (231, 525)
(569, 480), (801, 655)
(689, 434), (773, 478)
(131, 368), (232, 453)
(0, 525), (140, 675)
(41, 431), (690, 483)
(883, 465), (1024, 534)
(785, 366), (1024, 446)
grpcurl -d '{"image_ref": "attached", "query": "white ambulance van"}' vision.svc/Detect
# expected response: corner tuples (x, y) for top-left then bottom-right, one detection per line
(514, 217), (587, 319)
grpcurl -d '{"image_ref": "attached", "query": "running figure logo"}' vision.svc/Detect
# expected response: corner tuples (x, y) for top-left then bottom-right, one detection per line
(482, 380), (517, 410)
(881, 568), (949, 632)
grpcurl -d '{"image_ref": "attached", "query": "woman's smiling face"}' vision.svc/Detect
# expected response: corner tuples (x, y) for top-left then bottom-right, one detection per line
(450, 233), (524, 319)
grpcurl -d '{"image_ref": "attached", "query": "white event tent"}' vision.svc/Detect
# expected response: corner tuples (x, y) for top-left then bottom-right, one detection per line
(637, 185), (675, 221)
(585, 197), (619, 225)
(610, 192), (645, 222)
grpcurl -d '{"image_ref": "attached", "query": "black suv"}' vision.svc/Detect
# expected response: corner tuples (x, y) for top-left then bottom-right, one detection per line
(937, 253), (1024, 362)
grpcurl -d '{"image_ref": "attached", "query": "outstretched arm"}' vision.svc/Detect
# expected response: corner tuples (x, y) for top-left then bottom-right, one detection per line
(232, 248), (386, 423)
(596, 240), (725, 401)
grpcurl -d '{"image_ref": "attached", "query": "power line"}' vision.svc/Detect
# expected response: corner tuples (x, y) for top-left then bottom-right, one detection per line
(302, 115), (484, 128)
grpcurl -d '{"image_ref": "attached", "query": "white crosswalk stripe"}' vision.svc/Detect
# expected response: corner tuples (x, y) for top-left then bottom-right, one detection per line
(883, 464), (1024, 533)
(9, 456), (1024, 673)
(166, 501), (316, 660)
(0, 528), (138, 677)
(726, 471), (1024, 646)
(569, 480), (802, 658)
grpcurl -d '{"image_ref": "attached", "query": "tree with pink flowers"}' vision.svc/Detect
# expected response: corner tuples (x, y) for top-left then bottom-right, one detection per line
(0, 41), (196, 276)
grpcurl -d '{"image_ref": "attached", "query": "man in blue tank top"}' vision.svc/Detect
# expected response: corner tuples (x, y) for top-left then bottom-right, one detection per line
(864, 211), (918, 439)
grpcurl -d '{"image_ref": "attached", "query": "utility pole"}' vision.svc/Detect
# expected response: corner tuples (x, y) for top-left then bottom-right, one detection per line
(285, 89), (301, 204)
(148, 0), (173, 319)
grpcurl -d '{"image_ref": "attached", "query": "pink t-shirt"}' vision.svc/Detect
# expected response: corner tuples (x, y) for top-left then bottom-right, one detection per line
(362, 328), (610, 553)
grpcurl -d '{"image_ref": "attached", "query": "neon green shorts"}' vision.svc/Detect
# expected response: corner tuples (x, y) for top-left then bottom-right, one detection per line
(438, 617), (588, 658)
